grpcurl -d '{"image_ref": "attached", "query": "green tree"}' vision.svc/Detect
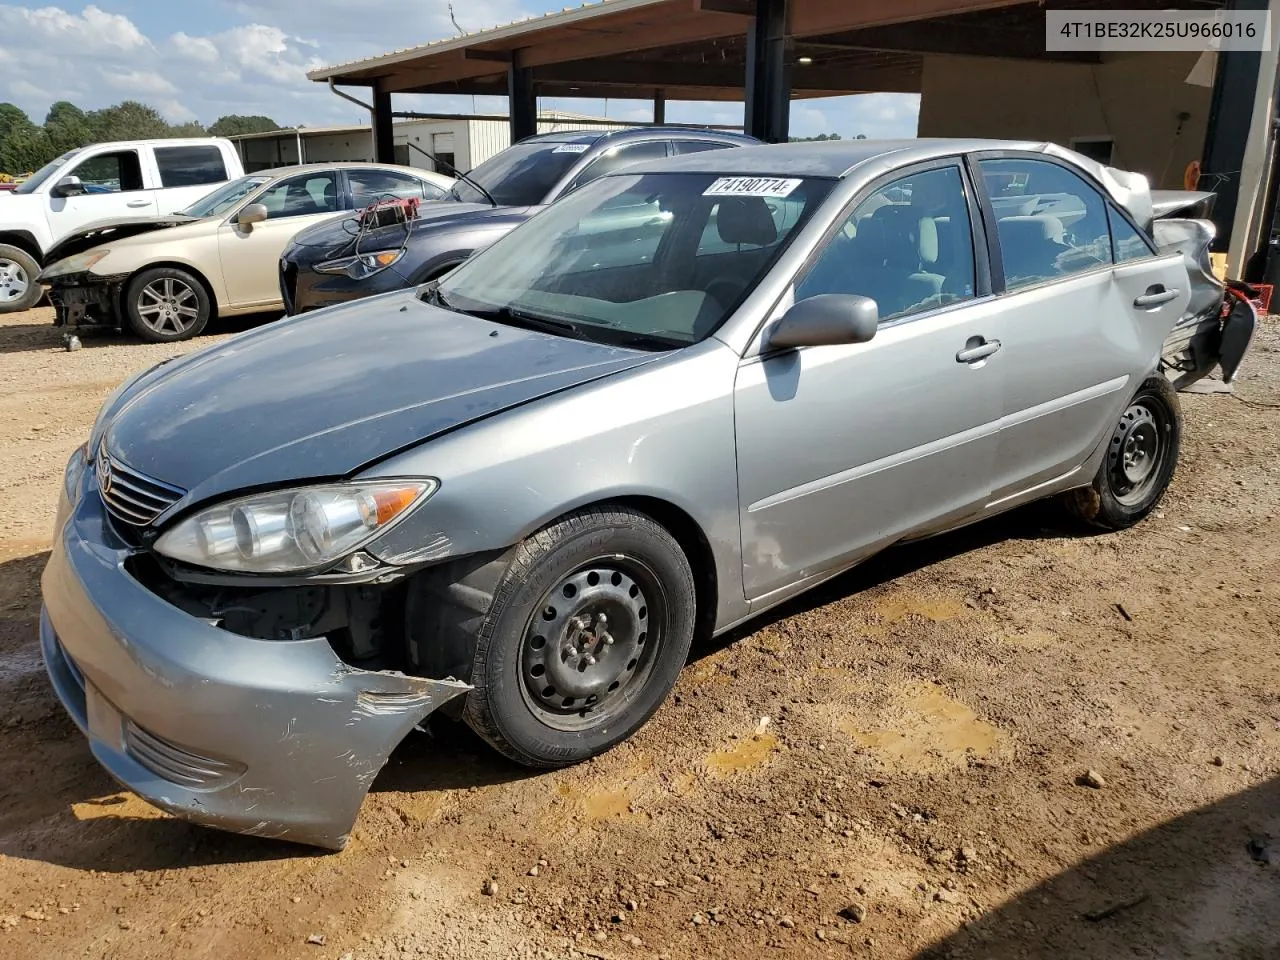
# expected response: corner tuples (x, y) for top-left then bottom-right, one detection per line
(0, 102), (36, 143)
(1, 126), (54, 175)
(208, 115), (279, 137)
(44, 101), (94, 154)
(88, 100), (170, 141)
(168, 121), (208, 137)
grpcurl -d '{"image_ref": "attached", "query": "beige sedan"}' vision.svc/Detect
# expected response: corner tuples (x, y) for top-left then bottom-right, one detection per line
(38, 163), (454, 342)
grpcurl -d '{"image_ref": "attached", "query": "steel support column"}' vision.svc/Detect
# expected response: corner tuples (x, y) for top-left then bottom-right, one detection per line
(654, 90), (666, 125)
(509, 56), (538, 142)
(372, 80), (395, 163)
(744, 0), (791, 143)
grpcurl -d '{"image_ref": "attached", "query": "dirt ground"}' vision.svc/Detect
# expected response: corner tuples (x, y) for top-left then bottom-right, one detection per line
(1, 305), (1279, 960)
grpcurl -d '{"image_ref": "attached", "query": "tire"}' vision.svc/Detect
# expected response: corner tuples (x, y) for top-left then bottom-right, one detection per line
(1062, 375), (1182, 530)
(460, 507), (697, 768)
(124, 267), (211, 342)
(0, 244), (42, 313)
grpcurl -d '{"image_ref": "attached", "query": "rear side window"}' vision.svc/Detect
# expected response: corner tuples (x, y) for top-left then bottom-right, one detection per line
(672, 140), (734, 155)
(979, 157), (1112, 291)
(154, 146), (227, 188)
(1109, 205), (1155, 262)
(565, 140), (670, 192)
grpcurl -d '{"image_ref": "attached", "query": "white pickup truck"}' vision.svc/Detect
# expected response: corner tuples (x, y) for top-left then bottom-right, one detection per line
(0, 137), (244, 311)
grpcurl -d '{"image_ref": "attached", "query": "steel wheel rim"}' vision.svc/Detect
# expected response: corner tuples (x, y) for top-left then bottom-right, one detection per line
(1108, 400), (1165, 506)
(519, 557), (667, 732)
(136, 277), (200, 334)
(0, 258), (29, 303)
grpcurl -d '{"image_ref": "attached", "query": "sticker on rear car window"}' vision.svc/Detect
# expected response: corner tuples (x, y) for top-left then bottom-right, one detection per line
(553, 143), (591, 154)
(704, 177), (802, 198)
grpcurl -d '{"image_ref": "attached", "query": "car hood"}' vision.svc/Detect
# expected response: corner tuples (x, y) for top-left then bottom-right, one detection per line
(288, 201), (534, 259)
(45, 214), (199, 262)
(103, 291), (655, 506)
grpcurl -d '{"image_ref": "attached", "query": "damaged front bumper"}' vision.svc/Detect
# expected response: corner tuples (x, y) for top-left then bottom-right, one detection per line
(40, 472), (471, 851)
(44, 273), (127, 331)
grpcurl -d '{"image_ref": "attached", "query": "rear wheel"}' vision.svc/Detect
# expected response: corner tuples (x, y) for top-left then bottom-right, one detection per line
(0, 244), (42, 313)
(125, 267), (211, 342)
(1062, 375), (1181, 530)
(461, 507), (696, 768)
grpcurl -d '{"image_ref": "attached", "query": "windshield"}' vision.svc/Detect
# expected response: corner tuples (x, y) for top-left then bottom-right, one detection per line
(436, 172), (835, 349)
(180, 176), (271, 218)
(452, 141), (597, 206)
(13, 150), (80, 194)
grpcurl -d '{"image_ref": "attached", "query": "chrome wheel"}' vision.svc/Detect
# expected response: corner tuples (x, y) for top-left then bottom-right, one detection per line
(0, 257), (29, 305)
(135, 277), (200, 335)
(520, 560), (665, 732)
(1107, 401), (1165, 507)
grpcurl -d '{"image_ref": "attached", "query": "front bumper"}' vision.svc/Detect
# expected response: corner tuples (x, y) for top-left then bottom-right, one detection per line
(40, 469), (470, 850)
(44, 273), (126, 330)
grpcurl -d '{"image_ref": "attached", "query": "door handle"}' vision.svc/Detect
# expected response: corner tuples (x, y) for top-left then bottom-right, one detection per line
(1134, 288), (1179, 308)
(126, 200), (151, 208)
(956, 337), (1001, 364)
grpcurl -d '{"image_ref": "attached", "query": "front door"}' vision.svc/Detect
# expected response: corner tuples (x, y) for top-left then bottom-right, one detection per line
(218, 171), (343, 309)
(45, 148), (157, 243)
(734, 163), (1005, 601)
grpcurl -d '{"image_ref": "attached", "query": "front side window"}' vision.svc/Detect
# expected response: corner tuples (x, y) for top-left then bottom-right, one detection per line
(1109, 204), (1155, 263)
(980, 157), (1112, 291)
(796, 165), (977, 322)
(154, 145), (227, 188)
(563, 140), (670, 194)
(350, 169), (427, 206)
(66, 150), (145, 193)
(256, 173), (339, 219)
(437, 172), (835, 348)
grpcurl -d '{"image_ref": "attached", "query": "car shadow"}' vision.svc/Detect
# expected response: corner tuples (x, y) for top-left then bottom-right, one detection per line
(697, 498), (1093, 659)
(0, 500), (1096, 872)
(0, 310), (281, 355)
(915, 774), (1280, 958)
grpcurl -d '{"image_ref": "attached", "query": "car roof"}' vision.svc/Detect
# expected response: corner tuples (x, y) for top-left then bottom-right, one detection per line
(618, 138), (1078, 179)
(240, 162), (448, 180)
(519, 126), (758, 147)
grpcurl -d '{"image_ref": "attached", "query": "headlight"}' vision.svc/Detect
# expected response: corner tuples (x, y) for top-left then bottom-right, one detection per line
(40, 249), (111, 280)
(154, 480), (437, 574)
(64, 443), (88, 500)
(314, 249), (404, 279)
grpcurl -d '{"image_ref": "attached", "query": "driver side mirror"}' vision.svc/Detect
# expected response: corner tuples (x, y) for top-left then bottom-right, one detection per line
(236, 203), (269, 226)
(52, 175), (85, 198)
(768, 294), (879, 349)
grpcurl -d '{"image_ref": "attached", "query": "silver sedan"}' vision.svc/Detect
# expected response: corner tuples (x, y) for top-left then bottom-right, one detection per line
(42, 138), (1238, 849)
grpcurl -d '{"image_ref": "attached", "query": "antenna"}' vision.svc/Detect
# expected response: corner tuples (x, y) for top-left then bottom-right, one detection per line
(448, 4), (465, 35)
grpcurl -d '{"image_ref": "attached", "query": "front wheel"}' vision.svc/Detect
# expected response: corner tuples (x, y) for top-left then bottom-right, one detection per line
(125, 267), (211, 342)
(0, 244), (42, 312)
(461, 507), (697, 768)
(1062, 375), (1182, 530)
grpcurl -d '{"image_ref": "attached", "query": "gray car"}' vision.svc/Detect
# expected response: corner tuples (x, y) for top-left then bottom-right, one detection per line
(43, 139), (1222, 850)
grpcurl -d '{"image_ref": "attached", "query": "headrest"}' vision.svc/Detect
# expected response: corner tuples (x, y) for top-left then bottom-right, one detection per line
(716, 197), (777, 247)
(865, 205), (935, 269)
(917, 216), (939, 265)
(998, 214), (1066, 245)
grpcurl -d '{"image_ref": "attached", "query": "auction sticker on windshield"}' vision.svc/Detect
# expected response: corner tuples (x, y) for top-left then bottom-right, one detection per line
(553, 143), (591, 154)
(704, 177), (802, 198)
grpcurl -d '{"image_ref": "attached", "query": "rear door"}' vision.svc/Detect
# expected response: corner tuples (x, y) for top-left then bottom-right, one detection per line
(218, 171), (343, 309)
(44, 147), (157, 242)
(970, 154), (1190, 503)
(734, 161), (1004, 601)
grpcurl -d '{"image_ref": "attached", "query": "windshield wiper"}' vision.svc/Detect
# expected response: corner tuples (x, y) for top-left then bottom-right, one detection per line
(476, 306), (586, 339)
(406, 142), (497, 207)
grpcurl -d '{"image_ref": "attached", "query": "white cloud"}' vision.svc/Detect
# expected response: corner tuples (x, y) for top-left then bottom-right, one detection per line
(171, 31), (219, 65)
(103, 69), (177, 96)
(12, 3), (148, 53)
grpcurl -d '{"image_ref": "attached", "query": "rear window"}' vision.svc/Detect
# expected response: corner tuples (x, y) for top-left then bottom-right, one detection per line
(154, 145), (228, 188)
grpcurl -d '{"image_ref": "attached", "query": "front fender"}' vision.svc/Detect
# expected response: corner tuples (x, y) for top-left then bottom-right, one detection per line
(359, 340), (749, 630)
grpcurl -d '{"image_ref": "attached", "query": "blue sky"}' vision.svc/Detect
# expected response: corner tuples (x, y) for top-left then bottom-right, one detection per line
(0, 1), (920, 138)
